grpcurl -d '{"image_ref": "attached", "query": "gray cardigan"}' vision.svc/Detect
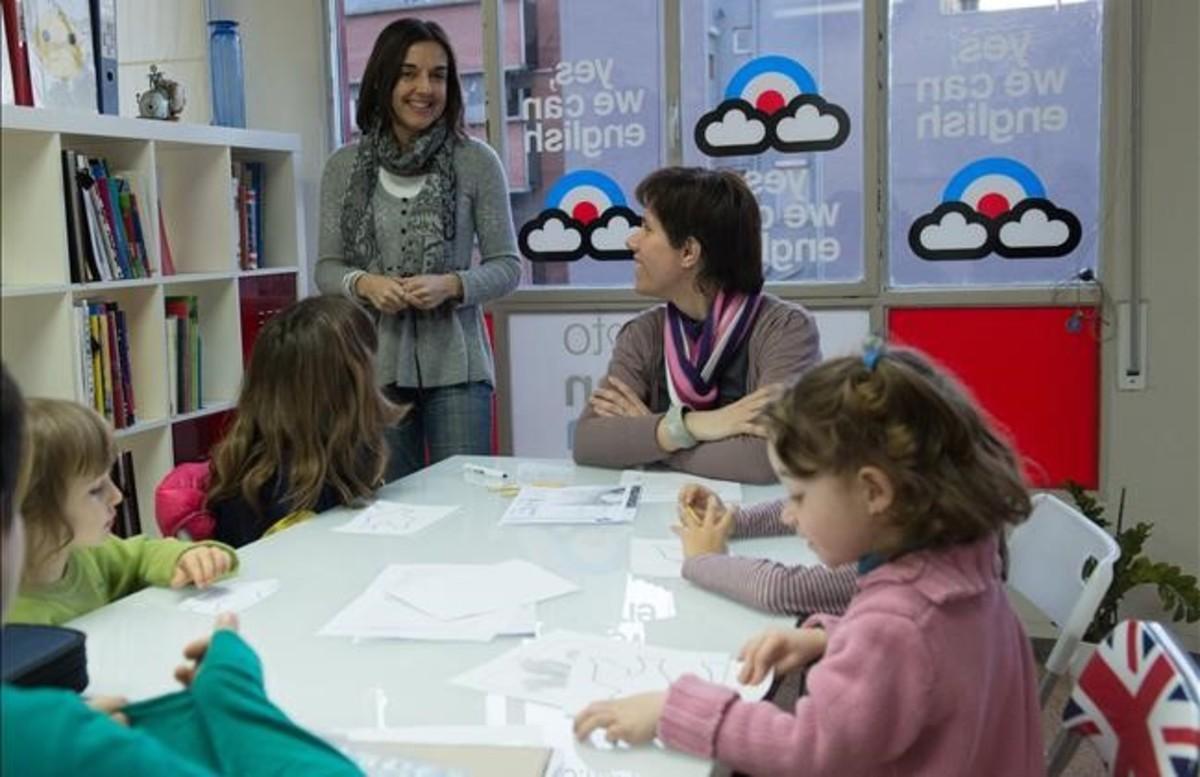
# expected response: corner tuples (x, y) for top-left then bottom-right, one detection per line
(315, 136), (520, 388)
(572, 294), (822, 484)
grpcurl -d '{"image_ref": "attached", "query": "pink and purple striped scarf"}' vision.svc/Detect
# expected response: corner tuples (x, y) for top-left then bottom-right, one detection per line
(663, 290), (763, 410)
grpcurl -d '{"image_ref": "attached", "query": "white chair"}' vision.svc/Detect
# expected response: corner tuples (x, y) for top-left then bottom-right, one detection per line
(1007, 492), (1121, 706)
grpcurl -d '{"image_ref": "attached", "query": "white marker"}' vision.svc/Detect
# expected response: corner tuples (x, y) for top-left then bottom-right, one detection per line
(462, 463), (509, 482)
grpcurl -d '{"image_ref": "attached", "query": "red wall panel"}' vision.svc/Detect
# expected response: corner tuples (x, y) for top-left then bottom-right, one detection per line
(887, 307), (1100, 489)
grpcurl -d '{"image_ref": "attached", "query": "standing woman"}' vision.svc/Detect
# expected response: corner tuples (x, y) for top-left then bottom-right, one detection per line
(317, 18), (520, 481)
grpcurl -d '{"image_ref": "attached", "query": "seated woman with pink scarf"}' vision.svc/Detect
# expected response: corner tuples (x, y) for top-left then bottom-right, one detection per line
(572, 166), (821, 485)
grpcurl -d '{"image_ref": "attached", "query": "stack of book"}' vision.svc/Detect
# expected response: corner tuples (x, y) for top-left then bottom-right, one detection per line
(109, 449), (141, 538)
(231, 160), (264, 270)
(73, 298), (136, 429)
(165, 295), (201, 415)
(62, 150), (152, 283)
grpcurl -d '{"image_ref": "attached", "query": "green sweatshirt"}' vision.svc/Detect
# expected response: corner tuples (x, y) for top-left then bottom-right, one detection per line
(2, 630), (362, 776)
(7, 536), (238, 625)
(1, 684), (216, 777)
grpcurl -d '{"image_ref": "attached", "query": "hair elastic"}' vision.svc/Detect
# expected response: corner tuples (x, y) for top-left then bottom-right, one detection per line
(862, 336), (885, 371)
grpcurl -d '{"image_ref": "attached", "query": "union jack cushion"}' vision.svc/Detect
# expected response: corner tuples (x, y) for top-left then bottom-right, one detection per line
(1062, 620), (1200, 776)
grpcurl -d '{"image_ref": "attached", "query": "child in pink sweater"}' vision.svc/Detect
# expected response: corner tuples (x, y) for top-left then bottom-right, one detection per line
(575, 343), (1045, 776)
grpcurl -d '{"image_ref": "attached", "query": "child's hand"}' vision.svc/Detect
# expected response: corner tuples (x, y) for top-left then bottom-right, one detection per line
(672, 495), (734, 558)
(174, 612), (239, 687)
(677, 484), (726, 519)
(86, 695), (129, 726)
(170, 546), (234, 589)
(573, 691), (666, 745)
(738, 627), (828, 685)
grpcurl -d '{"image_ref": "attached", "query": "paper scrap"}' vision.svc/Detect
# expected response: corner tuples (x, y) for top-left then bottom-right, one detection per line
(179, 578), (279, 615)
(320, 565), (537, 642)
(333, 500), (458, 536)
(386, 559), (578, 621)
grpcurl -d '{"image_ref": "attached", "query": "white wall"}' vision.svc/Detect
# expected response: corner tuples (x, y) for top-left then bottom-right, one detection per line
(1102, 0), (1199, 649)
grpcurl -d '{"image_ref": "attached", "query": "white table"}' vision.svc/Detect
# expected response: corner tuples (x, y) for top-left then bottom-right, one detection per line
(72, 457), (811, 776)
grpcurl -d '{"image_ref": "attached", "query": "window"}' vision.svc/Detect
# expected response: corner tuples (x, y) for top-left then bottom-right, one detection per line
(888, 0), (1105, 286)
(681, 1), (865, 285)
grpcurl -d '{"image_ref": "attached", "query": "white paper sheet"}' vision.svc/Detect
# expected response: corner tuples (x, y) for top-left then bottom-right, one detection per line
(333, 500), (459, 536)
(386, 559), (578, 621)
(629, 538), (684, 579)
(620, 470), (743, 505)
(179, 578), (280, 615)
(451, 630), (772, 714)
(320, 565), (537, 642)
(499, 485), (640, 525)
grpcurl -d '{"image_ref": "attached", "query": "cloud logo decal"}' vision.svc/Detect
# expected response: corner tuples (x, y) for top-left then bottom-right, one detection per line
(908, 158), (1083, 261)
(694, 56), (850, 157)
(518, 170), (641, 262)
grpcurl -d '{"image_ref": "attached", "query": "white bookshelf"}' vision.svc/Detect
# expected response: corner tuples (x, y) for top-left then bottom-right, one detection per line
(1, 105), (307, 534)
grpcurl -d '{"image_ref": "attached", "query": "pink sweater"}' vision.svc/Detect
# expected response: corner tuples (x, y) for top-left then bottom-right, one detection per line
(682, 499), (858, 615)
(659, 536), (1045, 777)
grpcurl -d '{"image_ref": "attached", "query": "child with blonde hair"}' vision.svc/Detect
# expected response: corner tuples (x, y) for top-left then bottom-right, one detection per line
(204, 295), (404, 547)
(9, 399), (237, 626)
(575, 343), (1044, 776)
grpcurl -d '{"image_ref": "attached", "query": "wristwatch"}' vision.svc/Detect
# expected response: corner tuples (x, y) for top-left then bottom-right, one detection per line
(663, 404), (698, 449)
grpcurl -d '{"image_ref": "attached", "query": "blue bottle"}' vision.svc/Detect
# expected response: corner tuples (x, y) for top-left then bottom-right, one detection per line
(208, 20), (246, 128)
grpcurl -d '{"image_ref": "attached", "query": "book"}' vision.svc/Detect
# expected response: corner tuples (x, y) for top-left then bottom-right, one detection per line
(2, 0), (32, 106)
(105, 306), (125, 427)
(89, 158), (131, 278)
(1, 11), (13, 104)
(165, 315), (178, 415)
(22, 0), (96, 112)
(70, 301), (91, 403)
(158, 201), (175, 275)
(114, 307), (135, 425)
(110, 450), (140, 537)
(92, 302), (112, 420)
(87, 0), (115, 114)
(86, 302), (102, 412)
(61, 149), (89, 282)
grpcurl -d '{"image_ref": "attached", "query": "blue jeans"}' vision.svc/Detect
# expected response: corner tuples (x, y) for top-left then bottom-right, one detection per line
(382, 382), (493, 482)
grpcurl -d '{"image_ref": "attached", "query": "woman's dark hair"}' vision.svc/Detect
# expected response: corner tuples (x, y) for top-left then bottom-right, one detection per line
(635, 167), (764, 294)
(1, 363), (26, 535)
(355, 18), (466, 138)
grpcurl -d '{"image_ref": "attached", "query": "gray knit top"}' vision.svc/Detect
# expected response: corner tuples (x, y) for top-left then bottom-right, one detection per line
(315, 136), (520, 388)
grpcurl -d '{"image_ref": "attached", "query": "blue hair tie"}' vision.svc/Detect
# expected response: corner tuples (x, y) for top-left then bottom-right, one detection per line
(862, 336), (885, 371)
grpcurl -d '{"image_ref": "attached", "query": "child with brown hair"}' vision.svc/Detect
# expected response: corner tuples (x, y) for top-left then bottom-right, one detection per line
(575, 343), (1044, 776)
(206, 295), (404, 547)
(9, 398), (236, 626)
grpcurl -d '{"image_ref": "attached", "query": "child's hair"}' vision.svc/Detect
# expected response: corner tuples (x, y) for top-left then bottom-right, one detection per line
(207, 295), (402, 519)
(766, 345), (1031, 553)
(20, 398), (117, 569)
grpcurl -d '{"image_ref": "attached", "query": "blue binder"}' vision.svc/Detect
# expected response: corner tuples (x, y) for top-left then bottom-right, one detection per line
(89, 0), (117, 114)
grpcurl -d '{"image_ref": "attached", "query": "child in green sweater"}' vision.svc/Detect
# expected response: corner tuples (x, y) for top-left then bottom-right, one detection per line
(8, 398), (238, 625)
(1, 364), (364, 776)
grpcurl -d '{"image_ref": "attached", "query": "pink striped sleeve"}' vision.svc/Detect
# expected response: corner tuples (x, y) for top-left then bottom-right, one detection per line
(730, 499), (790, 539)
(681, 554), (858, 615)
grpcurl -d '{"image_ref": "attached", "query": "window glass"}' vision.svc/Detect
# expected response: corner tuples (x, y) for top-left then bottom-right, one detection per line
(508, 0), (665, 286)
(888, 0), (1105, 287)
(681, 0), (865, 284)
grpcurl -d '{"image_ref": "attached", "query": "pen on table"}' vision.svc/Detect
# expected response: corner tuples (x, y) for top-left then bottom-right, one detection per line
(463, 463), (508, 480)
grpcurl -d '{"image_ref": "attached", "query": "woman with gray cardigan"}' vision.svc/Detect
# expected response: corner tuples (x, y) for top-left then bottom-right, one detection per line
(316, 19), (519, 481)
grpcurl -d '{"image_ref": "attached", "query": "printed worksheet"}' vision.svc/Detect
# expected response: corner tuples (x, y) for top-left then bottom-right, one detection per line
(333, 500), (459, 536)
(499, 485), (640, 525)
(619, 470), (743, 505)
(386, 559), (578, 621)
(451, 630), (771, 713)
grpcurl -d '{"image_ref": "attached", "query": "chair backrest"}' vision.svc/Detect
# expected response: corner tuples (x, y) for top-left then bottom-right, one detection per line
(1050, 619), (1200, 777)
(1008, 493), (1121, 704)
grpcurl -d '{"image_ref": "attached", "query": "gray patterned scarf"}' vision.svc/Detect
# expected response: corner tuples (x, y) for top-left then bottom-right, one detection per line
(341, 121), (458, 272)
